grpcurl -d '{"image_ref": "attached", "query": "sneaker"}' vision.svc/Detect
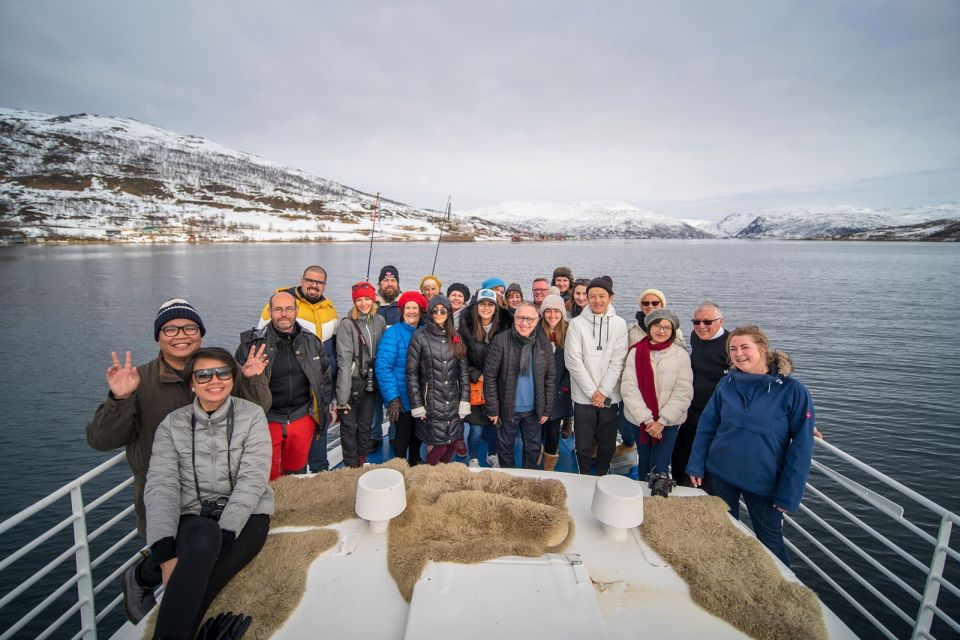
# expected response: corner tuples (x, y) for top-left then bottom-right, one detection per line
(121, 561), (156, 624)
(650, 474), (675, 498)
(560, 417), (574, 439)
(486, 454), (500, 468)
(468, 458), (480, 468)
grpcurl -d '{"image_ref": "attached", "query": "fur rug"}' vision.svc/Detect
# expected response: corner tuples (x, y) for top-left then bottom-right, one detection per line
(641, 495), (828, 640)
(387, 464), (576, 601)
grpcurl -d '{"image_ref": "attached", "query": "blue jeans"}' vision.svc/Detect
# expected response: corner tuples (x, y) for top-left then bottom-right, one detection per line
(636, 424), (679, 477)
(307, 410), (329, 472)
(708, 473), (790, 567)
(497, 411), (542, 469)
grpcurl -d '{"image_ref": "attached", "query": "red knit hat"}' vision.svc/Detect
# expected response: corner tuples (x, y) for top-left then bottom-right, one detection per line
(351, 281), (377, 303)
(398, 290), (428, 312)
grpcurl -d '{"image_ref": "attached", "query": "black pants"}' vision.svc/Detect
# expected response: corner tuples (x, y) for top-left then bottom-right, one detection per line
(573, 402), (620, 475)
(497, 411), (542, 469)
(672, 408), (702, 486)
(392, 410), (422, 466)
(541, 417), (562, 455)
(340, 386), (378, 467)
(152, 514), (270, 640)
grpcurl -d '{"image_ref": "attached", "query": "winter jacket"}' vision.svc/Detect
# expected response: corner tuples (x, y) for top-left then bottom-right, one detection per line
(335, 311), (386, 406)
(564, 306), (629, 404)
(483, 329), (556, 425)
(686, 351), (815, 512)
(86, 353), (270, 536)
(620, 342), (693, 427)
(688, 329), (729, 414)
(236, 324), (332, 424)
(376, 293), (403, 327)
(145, 397), (273, 555)
(375, 320), (418, 411)
(459, 302), (512, 426)
(548, 339), (572, 420)
(258, 286), (338, 382)
(406, 301), (470, 445)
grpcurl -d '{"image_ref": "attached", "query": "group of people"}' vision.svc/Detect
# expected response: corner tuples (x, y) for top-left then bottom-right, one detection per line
(86, 262), (816, 638)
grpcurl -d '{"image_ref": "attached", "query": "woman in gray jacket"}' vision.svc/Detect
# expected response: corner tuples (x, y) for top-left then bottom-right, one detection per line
(336, 282), (386, 467)
(144, 347), (273, 639)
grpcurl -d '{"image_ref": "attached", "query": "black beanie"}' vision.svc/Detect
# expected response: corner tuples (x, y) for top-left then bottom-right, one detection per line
(378, 265), (399, 283)
(587, 275), (614, 296)
(447, 282), (470, 300)
(154, 298), (206, 341)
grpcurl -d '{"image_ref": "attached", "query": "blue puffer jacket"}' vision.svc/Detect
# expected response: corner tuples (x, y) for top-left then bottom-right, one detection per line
(375, 320), (418, 411)
(686, 351), (814, 512)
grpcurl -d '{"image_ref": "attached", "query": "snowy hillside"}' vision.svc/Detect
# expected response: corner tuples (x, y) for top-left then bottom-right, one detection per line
(459, 201), (713, 239)
(0, 108), (516, 243)
(710, 204), (960, 240)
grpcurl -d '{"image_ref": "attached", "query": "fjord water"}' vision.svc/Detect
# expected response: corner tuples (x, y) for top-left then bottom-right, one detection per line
(0, 240), (958, 636)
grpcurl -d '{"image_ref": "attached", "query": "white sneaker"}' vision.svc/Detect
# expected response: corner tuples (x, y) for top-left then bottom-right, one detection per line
(486, 454), (500, 468)
(468, 458), (480, 468)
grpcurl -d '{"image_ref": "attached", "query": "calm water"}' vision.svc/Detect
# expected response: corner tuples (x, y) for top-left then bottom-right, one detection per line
(1, 240), (958, 637)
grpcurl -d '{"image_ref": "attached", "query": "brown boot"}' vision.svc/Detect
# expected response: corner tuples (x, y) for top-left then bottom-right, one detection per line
(543, 452), (559, 472)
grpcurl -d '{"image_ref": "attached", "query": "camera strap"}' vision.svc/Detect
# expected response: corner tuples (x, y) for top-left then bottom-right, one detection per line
(350, 317), (373, 362)
(191, 400), (236, 506)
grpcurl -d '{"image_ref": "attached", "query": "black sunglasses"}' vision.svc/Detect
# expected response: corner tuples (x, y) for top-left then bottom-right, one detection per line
(640, 300), (662, 307)
(193, 366), (234, 384)
(692, 318), (720, 326)
(430, 307), (448, 316)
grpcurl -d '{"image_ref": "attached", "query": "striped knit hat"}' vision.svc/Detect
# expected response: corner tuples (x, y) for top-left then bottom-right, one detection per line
(154, 298), (206, 341)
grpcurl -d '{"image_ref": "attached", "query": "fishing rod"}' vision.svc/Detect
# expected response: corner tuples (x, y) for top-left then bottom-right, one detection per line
(430, 195), (451, 275)
(364, 192), (381, 282)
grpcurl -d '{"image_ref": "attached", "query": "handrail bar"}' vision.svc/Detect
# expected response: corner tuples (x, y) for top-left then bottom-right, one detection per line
(795, 498), (923, 601)
(87, 503), (135, 543)
(814, 439), (960, 524)
(0, 510), (79, 574)
(84, 475), (134, 514)
(784, 513), (916, 626)
(0, 452), (127, 535)
(91, 528), (139, 571)
(786, 540), (898, 640)
(93, 553), (140, 597)
(925, 603), (960, 635)
(934, 574), (960, 601)
(95, 592), (124, 623)
(37, 599), (86, 640)
(0, 542), (82, 610)
(804, 482), (930, 573)
(0, 571), (84, 640)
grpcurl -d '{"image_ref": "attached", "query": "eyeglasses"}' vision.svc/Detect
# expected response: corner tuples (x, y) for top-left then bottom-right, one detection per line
(430, 308), (448, 316)
(192, 366), (234, 384)
(515, 316), (539, 324)
(692, 318), (720, 326)
(161, 324), (200, 337)
(532, 288), (549, 293)
(302, 277), (326, 286)
(640, 300), (661, 307)
(271, 306), (297, 314)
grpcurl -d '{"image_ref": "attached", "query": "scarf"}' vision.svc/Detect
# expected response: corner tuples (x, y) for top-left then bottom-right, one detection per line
(634, 336), (673, 445)
(512, 326), (536, 376)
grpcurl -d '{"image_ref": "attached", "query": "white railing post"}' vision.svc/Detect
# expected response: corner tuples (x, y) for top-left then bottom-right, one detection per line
(910, 514), (951, 640)
(70, 486), (98, 640)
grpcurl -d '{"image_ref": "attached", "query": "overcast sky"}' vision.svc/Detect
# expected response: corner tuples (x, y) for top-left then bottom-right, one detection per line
(1, 1), (958, 219)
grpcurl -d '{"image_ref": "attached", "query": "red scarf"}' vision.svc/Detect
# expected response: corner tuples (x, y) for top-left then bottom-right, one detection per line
(634, 337), (672, 445)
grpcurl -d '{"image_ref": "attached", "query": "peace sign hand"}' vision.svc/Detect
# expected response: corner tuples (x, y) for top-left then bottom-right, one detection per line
(240, 344), (268, 378)
(107, 351), (140, 399)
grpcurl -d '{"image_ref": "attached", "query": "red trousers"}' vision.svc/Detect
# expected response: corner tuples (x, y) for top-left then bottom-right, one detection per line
(268, 415), (316, 481)
(425, 443), (457, 465)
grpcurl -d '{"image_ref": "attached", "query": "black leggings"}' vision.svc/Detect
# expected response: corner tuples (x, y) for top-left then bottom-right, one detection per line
(392, 410), (422, 466)
(153, 514), (270, 640)
(541, 417), (562, 455)
(340, 386), (378, 467)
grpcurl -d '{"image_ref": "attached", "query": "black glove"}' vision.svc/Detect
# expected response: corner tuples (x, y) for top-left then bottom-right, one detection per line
(387, 398), (402, 423)
(197, 611), (252, 640)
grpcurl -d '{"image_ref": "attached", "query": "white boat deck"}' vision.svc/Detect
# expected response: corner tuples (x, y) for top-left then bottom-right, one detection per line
(117, 467), (856, 640)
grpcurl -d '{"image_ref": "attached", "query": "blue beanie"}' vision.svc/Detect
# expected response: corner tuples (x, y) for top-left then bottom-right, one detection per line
(154, 298), (206, 341)
(481, 277), (506, 290)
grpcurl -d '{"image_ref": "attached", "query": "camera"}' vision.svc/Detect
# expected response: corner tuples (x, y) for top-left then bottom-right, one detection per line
(200, 496), (229, 521)
(362, 359), (376, 393)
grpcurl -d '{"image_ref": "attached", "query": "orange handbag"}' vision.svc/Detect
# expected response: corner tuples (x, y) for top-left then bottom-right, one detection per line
(469, 379), (485, 406)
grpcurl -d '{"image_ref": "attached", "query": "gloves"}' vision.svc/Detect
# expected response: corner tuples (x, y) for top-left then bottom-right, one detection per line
(197, 612), (253, 640)
(387, 398), (402, 423)
(411, 406), (426, 419)
(458, 401), (471, 419)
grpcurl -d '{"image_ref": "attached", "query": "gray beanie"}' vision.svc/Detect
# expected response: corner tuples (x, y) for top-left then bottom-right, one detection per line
(539, 293), (566, 316)
(643, 308), (680, 330)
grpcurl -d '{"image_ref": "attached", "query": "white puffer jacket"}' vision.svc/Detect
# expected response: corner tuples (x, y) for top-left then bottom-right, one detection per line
(564, 306), (629, 404)
(620, 342), (693, 427)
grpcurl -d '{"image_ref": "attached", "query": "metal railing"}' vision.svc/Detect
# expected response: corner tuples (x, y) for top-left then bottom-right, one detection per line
(0, 452), (141, 640)
(781, 438), (959, 640)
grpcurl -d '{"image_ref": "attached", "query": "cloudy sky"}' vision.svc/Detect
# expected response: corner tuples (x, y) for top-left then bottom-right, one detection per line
(1, 1), (958, 219)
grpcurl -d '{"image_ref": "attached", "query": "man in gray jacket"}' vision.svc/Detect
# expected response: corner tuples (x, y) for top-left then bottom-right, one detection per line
(483, 302), (556, 469)
(237, 292), (332, 481)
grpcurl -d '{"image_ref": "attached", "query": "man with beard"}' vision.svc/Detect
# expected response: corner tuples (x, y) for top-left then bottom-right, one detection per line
(258, 265), (338, 472)
(376, 265), (403, 327)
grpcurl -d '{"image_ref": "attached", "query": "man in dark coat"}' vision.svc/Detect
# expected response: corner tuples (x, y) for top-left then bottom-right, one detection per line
(483, 302), (557, 469)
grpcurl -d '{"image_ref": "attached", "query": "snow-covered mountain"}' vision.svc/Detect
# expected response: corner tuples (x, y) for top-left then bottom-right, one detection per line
(0, 108), (518, 243)
(710, 204), (960, 240)
(459, 201), (713, 239)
